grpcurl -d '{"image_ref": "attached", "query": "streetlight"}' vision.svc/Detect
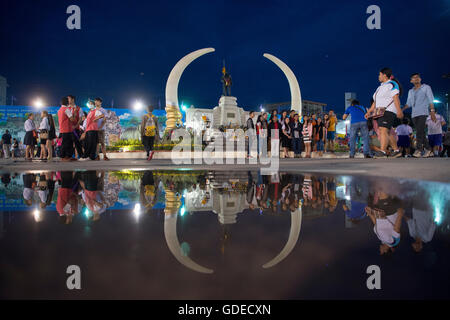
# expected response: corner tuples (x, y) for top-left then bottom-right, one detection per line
(33, 98), (44, 109)
(133, 100), (144, 111)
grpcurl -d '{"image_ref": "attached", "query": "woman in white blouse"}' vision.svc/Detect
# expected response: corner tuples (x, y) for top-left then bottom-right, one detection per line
(39, 110), (50, 160)
(24, 113), (36, 160)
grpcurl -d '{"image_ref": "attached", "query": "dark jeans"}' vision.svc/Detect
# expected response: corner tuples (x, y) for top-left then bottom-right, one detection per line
(142, 136), (155, 156)
(413, 115), (429, 151)
(61, 132), (74, 159)
(84, 131), (98, 160)
(349, 122), (370, 156)
(292, 137), (302, 155)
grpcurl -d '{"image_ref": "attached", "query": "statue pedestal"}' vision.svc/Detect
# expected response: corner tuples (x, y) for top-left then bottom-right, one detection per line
(212, 96), (246, 128)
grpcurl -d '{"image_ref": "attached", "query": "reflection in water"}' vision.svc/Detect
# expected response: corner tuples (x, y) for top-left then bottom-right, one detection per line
(0, 170), (449, 298)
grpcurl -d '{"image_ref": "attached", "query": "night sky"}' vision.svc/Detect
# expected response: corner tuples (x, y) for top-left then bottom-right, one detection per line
(1, 0), (449, 113)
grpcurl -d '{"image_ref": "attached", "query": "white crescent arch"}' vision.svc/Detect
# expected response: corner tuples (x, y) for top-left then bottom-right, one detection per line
(164, 213), (214, 274)
(262, 206), (302, 269)
(165, 48), (216, 108)
(263, 53), (302, 116)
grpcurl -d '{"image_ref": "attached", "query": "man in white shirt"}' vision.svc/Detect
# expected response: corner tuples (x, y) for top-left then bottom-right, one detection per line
(406, 208), (436, 253)
(402, 73), (435, 157)
(426, 109), (446, 156)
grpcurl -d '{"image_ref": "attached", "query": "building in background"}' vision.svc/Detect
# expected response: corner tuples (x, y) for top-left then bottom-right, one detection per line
(263, 99), (327, 116)
(345, 92), (357, 110)
(0, 75), (7, 105)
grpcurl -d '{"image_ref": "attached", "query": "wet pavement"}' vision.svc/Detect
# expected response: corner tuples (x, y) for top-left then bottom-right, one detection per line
(0, 169), (449, 299)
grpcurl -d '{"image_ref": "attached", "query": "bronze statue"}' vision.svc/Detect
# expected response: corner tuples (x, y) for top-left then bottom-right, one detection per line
(221, 63), (232, 96)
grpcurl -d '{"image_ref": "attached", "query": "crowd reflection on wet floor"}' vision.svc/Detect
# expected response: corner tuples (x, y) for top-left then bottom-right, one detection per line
(1, 170), (448, 259)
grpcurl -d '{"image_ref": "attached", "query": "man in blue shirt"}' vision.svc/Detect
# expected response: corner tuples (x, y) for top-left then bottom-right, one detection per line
(343, 100), (370, 158)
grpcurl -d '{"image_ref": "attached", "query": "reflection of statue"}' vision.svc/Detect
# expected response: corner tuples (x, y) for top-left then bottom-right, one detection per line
(221, 64), (232, 96)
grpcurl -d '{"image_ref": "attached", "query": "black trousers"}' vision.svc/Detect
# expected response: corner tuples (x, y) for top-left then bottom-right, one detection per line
(73, 129), (84, 157)
(84, 131), (98, 160)
(413, 115), (429, 151)
(61, 171), (79, 190)
(142, 136), (155, 156)
(79, 170), (99, 191)
(441, 145), (450, 157)
(61, 132), (74, 159)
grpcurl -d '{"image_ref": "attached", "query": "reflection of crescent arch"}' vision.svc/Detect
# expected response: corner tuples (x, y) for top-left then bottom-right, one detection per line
(262, 206), (302, 269)
(263, 53), (302, 116)
(164, 213), (214, 274)
(165, 48), (215, 130)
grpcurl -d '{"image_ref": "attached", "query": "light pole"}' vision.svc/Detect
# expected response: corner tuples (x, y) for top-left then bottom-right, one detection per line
(446, 93), (449, 126)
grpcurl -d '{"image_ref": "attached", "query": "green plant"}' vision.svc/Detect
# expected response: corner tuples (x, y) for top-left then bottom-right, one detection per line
(112, 139), (142, 147)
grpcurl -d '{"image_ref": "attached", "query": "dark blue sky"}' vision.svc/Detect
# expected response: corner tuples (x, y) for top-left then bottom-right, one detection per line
(1, 0), (449, 113)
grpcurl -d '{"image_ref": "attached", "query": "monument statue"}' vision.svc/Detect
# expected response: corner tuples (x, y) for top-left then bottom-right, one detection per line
(221, 63), (232, 96)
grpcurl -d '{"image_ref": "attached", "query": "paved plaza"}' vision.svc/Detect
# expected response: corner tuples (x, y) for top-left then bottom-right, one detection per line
(1, 156), (449, 183)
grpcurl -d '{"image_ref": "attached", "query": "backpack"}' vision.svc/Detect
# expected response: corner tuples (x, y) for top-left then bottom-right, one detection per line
(144, 114), (157, 137)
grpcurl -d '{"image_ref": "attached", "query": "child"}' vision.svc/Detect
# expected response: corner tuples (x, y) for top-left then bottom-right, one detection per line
(426, 109), (446, 157)
(11, 138), (19, 159)
(395, 118), (413, 157)
(55, 134), (63, 158)
(302, 115), (312, 158)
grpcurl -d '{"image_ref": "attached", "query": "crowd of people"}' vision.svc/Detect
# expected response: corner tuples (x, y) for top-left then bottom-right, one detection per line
(1, 68), (449, 161)
(247, 109), (338, 158)
(54, 95), (110, 162)
(1, 95), (110, 161)
(247, 68), (448, 159)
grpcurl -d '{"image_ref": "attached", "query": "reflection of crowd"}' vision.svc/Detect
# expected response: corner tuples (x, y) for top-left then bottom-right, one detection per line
(17, 169), (442, 257)
(244, 171), (339, 215)
(361, 179), (438, 256)
(21, 170), (108, 224)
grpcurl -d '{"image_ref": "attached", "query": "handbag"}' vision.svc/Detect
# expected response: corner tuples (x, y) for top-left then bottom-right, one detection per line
(40, 130), (49, 140)
(80, 132), (86, 141)
(370, 85), (394, 119)
(370, 107), (386, 119)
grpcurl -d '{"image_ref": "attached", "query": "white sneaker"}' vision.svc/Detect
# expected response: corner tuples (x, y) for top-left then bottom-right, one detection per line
(413, 150), (422, 158)
(423, 150), (433, 158)
(79, 157), (89, 161)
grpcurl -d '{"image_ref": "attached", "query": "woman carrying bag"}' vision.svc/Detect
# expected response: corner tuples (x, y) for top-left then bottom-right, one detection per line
(365, 67), (404, 158)
(38, 110), (50, 160)
(24, 113), (37, 160)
